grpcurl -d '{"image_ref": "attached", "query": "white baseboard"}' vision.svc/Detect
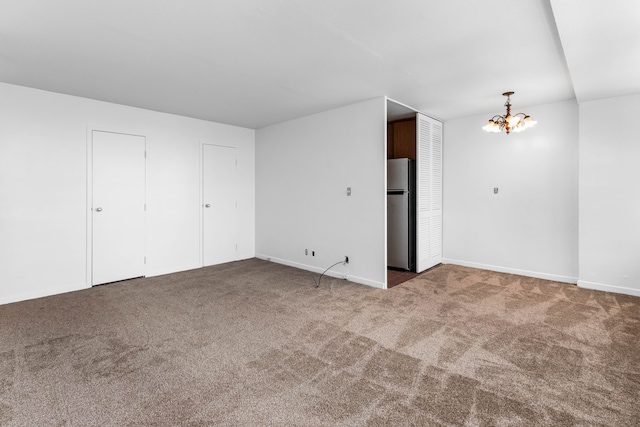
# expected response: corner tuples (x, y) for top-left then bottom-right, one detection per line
(255, 253), (384, 289)
(577, 280), (640, 297)
(147, 256), (256, 278)
(0, 283), (89, 306)
(441, 258), (578, 284)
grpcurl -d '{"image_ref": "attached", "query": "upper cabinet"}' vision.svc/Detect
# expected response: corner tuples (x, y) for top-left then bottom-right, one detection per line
(388, 117), (417, 160)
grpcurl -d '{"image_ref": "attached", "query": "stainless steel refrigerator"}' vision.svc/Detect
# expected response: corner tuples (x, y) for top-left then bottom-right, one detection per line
(387, 158), (416, 270)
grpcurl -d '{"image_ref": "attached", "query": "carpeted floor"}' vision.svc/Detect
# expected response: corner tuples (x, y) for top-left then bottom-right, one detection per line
(1, 259), (638, 426)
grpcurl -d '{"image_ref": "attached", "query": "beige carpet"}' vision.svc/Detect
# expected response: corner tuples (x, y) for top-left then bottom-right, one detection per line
(1, 259), (638, 426)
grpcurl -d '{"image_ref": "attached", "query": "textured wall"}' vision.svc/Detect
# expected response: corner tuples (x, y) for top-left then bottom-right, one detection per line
(0, 82), (255, 304)
(579, 93), (640, 296)
(443, 99), (579, 283)
(256, 98), (386, 288)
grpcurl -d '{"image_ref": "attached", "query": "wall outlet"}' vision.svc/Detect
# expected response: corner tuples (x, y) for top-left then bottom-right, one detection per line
(344, 255), (349, 264)
(305, 249), (308, 255)
(312, 251), (315, 256)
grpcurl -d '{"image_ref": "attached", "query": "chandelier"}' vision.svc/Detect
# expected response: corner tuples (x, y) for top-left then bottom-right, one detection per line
(482, 92), (537, 134)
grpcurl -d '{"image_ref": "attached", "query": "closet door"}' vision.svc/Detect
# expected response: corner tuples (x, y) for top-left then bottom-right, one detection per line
(202, 144), (238, 266)
(416, 114), (442, 272)
(92, 131), (146, 285)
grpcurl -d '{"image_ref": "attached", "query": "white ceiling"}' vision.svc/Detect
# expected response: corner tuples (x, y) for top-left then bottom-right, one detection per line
(1, 0), (638, 129)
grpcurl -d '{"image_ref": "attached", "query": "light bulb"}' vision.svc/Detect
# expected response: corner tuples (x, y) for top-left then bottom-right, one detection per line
(507, 115), (520, 127)
(523, 116), (537, 128)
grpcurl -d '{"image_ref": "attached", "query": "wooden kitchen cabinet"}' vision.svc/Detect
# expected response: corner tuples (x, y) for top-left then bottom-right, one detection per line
(387, 117), (416, 160)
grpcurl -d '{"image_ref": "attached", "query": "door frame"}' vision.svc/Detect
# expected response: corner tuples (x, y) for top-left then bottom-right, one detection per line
(86, 126), (149, 287)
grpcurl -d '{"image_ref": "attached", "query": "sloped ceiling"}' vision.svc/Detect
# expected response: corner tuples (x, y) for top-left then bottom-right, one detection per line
(550, 0), (640, 103)
(0, 0), (637, 129)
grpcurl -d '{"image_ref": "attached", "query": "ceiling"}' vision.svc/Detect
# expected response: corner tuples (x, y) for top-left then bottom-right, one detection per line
(1, 0), (638, 129)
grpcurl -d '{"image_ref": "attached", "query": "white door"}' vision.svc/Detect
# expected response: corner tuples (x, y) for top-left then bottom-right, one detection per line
(203, 144), (237, 266)
(92, 131), (146, 285)
(416, 114), (443, 272)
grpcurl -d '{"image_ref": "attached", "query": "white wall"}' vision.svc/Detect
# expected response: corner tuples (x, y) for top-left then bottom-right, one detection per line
(442, 99), (579, 283)
(578, 93), (640, 296)
(0, 82), (255, 305)
(255, 98), (386, 288)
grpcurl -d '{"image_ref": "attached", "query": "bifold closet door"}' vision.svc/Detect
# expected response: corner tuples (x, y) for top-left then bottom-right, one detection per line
(203, 144), (238, 266)
(92, 131), (146, 285)
(416, 114), (443, 272)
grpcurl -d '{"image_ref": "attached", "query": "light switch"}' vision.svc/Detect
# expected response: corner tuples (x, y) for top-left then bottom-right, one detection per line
(347, 187), (352, 196)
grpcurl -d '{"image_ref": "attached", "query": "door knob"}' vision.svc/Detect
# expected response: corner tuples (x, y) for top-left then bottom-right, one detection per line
(205, 204), (211, 208)
(96, 207), (103, 212)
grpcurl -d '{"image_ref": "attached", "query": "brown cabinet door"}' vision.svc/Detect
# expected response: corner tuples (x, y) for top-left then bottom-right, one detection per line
(393, 118), (416, 160)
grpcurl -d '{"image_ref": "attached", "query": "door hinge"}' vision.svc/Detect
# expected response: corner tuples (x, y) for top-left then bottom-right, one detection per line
(235, 244), (238, 251)
(144, 257), (147, 264)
